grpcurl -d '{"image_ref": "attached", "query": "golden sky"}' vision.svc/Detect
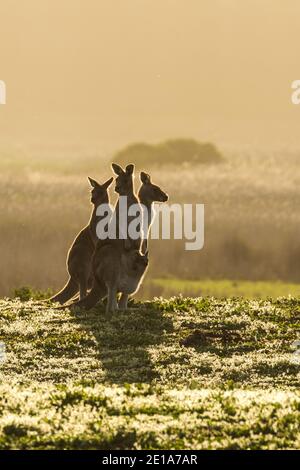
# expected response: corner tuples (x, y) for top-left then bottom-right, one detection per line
(1, 0), (300, 152)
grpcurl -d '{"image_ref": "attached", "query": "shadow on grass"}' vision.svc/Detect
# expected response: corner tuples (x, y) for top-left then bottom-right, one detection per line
(72, 302), (174, 384)
(179, 327), (257, 357)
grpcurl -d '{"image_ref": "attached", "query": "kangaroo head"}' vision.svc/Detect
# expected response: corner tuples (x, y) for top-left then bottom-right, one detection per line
(112, 163), (135, 195)
(138, 172), (169, 205)
(88, 176), (113, 205)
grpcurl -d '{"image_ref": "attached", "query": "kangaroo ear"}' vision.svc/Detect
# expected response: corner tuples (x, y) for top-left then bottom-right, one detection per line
(103, 176), (114, 189)
(88, 177), (99, 188)
(111, 163), (124, 175)
(140, 172), (151, 184)
(125, 164), (135, 175)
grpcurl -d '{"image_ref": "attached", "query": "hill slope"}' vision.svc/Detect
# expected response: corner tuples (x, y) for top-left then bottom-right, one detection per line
(0, 296), (300, 449)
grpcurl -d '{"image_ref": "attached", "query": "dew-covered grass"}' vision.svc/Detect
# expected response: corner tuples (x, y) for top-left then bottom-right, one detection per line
(0, 296), (300, 449)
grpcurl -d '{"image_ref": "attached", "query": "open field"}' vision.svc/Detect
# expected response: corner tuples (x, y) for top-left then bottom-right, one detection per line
(0, 295), (300, 449)
(141, 278), (300, 299)
(1, 145), (300, 449)
(13, 278), (300, 302)
(1, 146), (300, 297)
(2, 0), (300, 454)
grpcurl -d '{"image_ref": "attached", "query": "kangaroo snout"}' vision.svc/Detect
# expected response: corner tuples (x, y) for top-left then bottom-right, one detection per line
(160, 193), (169, 203)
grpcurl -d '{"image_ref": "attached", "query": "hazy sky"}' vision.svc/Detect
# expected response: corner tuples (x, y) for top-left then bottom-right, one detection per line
(1, 0), (300, 153)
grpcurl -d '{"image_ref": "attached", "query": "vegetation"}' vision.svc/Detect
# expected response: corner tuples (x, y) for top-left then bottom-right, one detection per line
(142, 278), (300, 299)
(0, 295), (300, 449)
(1, 147), (300, 298)
(1, 148), (300, 296)
(113, 139), (223, 168)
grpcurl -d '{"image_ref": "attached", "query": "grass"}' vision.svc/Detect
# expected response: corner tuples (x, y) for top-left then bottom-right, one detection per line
(2, 147), (300, 297)
(0, 295), (300, 449)
(142, 278), (300, 299)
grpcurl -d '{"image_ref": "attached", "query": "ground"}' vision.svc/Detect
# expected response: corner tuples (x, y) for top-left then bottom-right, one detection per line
(0, 295), (300, 449)
(142, 278), (300, 299)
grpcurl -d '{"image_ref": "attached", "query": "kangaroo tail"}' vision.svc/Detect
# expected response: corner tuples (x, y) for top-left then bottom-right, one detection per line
(49, 278), (78, 304)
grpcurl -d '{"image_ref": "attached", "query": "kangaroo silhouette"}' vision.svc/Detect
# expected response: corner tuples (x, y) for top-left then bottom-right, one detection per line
(93, 245), (149, 314)
(68, 163), (144, 311)
(110, 163), (142, 251)
(50, 176), (113, 304)
(138, 171), (169, 254)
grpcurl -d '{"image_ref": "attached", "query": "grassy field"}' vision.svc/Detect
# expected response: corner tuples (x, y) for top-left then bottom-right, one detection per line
(1, 147), (300, 297)
(142, 279), (300, 299)
(0, 295), (300, 449)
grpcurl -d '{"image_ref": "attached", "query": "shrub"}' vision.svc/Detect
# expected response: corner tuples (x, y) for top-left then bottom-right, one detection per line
(113, 138), (223, 168)
(13, 286), (53, 301)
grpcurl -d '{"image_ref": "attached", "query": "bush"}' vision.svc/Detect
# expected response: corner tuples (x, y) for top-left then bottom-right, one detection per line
(13, 286), (53, 301)
(113, 138), (223, 168)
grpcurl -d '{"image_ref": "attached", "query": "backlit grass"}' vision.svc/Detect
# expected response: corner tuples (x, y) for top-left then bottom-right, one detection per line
(0, 296), (300, 449)
(142, 278), (300, 299)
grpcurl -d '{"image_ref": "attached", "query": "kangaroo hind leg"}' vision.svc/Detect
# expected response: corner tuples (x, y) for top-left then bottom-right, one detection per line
(70, 279), (106, 310)
(106, 285), (118, 315)
(78, 275), (88, 300)
(118, 293), (129, 310)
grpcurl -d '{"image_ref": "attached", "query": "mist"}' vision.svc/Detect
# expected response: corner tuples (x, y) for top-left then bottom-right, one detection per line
(1, 0), (300, 154)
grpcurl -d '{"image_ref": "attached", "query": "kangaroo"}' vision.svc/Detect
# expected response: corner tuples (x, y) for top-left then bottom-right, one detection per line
(138, 172), (169, 254)
(110, 163), (142, 251)
(109, 170), (168, 312)
(50, 176), (113, 304)
(92, 244), (149, 314)
(69, 163), (143, 311)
